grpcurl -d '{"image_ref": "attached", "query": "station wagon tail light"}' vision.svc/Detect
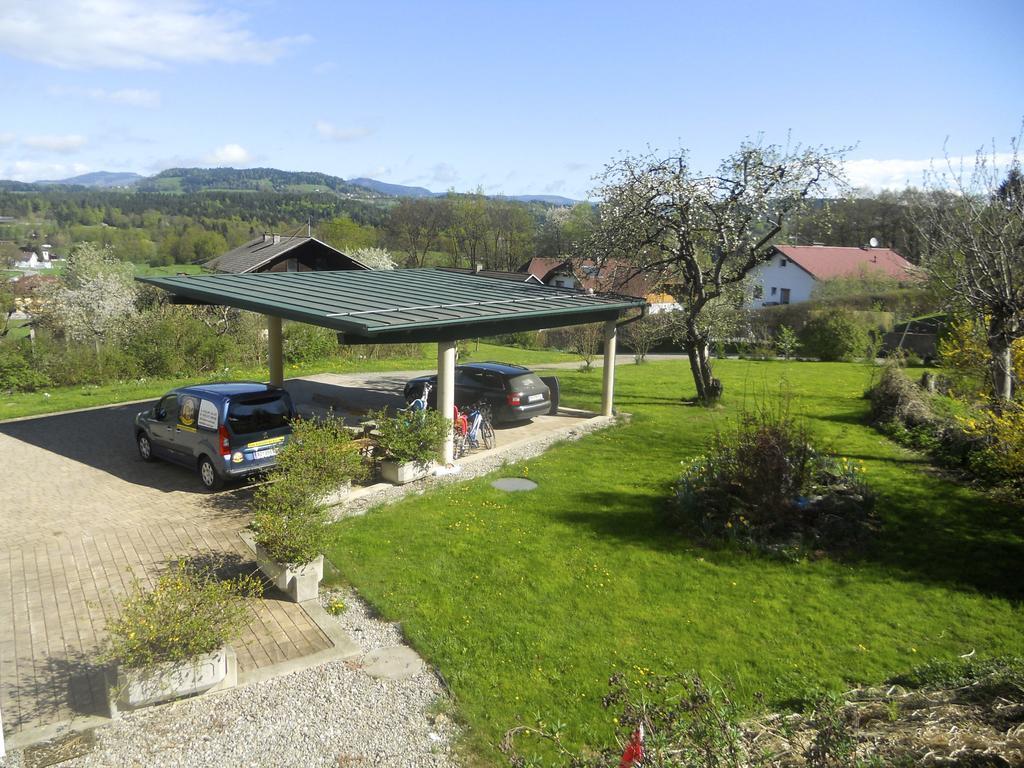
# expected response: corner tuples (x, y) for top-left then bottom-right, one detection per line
(218, 424), (231, 456)
(507, 392), (522, 406)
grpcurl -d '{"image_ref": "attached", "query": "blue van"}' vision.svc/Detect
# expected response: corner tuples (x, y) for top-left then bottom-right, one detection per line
(134, 382), (295, 491)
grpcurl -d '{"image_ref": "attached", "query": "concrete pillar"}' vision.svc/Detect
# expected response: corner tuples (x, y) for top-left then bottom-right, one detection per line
(267, 315), (283, 387)
(437, 340), (457, 463)
(601, 319), (617, 417)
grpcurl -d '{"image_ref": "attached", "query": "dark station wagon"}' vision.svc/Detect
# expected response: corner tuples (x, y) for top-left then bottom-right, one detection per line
(134, 382), (295, 490)
(403, 362), (551, 423)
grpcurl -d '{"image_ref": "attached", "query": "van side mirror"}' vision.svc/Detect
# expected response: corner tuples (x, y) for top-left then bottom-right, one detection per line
(155, 408), (166, 421)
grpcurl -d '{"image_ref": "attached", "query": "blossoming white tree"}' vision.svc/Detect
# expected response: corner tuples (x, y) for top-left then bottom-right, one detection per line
(42, 243), (137, 355)
(587, 141), (846, 403)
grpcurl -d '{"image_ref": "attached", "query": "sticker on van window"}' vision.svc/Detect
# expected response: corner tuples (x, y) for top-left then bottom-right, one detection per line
(197, 399), (219, 430)
(179, 396), (197, 427)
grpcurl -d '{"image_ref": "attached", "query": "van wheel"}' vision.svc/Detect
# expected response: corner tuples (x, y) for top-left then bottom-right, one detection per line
(137, 432), (155, 462)
(198, 456), (224, 491)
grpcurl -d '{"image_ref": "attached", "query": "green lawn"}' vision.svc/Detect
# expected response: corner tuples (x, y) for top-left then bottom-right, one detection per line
(325, 359), (1024, 763)
(0, 342), (575, 421)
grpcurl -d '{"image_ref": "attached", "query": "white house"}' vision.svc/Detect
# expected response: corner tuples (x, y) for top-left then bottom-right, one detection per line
(749, 245), (917, 307)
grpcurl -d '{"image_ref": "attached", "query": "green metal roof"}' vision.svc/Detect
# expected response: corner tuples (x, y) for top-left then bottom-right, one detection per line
(138, 268), (646, 343)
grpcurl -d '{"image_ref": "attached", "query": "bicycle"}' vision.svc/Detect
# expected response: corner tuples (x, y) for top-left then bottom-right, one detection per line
(454, 401), (496, 458)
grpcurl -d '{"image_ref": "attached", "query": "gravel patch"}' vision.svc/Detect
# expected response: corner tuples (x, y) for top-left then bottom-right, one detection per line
(320, 587), (405, 653)
(2, 590), (458, 768)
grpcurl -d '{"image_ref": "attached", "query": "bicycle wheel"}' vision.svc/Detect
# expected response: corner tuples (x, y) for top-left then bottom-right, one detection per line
(481, 421), (496, 450)
(453, 431), (467, 459)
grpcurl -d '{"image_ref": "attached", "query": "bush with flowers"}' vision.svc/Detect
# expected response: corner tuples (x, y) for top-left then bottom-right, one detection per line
(959, 404), (1024, 485)
(670, 404), (876, 557)
(103, 559), (261, 670)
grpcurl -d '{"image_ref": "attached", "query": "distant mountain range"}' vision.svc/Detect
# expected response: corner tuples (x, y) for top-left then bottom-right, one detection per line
(13, 167), (578, 205)
(36, 171), (144, 188)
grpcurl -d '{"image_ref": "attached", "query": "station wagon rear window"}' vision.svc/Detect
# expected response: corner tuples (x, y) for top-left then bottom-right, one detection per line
(226, 394), (292, 435)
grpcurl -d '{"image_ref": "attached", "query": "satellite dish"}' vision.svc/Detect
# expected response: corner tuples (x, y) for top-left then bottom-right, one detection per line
(869, 237), (879, 248)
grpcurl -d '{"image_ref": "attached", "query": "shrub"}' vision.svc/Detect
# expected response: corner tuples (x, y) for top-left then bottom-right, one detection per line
(503, 672), (750, 768)
(251, 417), (365, 566)
(800, 309), (871, 362)
(283, 322), (338, 364)
(869, 360), (932, 428)
(774, 324), (800, 359)
(126, 310), (228, 377)
(274, 416), (367, 498)
(0, 340), (50, 392)
(670, 403), (876, 556)
(370, 407), (450, 468)
(103, 560), (260, 670)
(960, 404), (1024, 484)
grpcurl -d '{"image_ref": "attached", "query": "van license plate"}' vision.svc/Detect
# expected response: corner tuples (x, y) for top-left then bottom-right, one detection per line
(527, 394), (544, 403)
(252, 448), (278, 460)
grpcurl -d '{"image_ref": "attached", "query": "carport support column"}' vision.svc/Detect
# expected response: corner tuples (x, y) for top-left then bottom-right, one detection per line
(267, 315), (284, 387)
(601, 319), (617, 417)
(438, 340), (457, 464)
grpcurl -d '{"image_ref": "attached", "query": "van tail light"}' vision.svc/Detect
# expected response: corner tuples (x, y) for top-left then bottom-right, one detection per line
(218, 424), (231, 456)
(507, 393), (522, 406)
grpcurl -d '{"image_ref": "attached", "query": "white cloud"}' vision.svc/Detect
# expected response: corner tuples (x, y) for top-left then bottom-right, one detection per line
(0, 160), (90, 182)
(89, 87), (161, 107)
(315, 120), (371, 142)
(427, 162), (459, 185)
(0, 132), (15, 145)
(0, 0), (310, 69)
(204, 143), (252, 165)
(845, 153), (1017, 191)
(23, 134), (87, 153)
(49, 85), (161, 107)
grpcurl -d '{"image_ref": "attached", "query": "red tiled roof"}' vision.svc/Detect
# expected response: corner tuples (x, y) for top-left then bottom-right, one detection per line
(774, 245), (917, 281)
(520, 257), (568, 281)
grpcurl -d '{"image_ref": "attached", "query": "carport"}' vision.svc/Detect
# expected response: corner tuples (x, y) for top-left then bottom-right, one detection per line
(138, 268), (647, 461)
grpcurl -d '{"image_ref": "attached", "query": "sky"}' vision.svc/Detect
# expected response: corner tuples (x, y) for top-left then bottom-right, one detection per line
(0, 0), (1021, 199)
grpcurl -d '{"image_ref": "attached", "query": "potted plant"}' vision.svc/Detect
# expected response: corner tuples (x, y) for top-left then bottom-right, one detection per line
(103, 560), (260, 715)
(249, 417), (367, 601)
(250, 477), (329, 602)
(369, 407), (450, 484)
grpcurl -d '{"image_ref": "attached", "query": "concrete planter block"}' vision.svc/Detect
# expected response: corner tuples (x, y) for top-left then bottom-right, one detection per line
(255, 543), (323, 602)
(317, 482), (352, 509)
(110, 646), (236, 716)
(380, 459), (429, 485)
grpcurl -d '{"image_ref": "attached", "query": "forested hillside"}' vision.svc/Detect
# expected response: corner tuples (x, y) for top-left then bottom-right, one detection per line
(0, 171), (936, 270)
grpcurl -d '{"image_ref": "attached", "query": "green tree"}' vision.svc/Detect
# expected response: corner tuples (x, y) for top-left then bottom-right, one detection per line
(318, 214), (378, 252)
(0, 241), (20, 269)
(587, 141), (845, 403)
(386, 198), (452, 267)
(917, 144), (1024, 401)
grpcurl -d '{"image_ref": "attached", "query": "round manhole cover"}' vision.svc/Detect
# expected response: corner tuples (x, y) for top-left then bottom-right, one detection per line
(491, 477), (537, 492)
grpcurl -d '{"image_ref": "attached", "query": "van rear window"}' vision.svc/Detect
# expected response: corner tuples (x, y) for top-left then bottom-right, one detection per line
(227, 395), (292, 435)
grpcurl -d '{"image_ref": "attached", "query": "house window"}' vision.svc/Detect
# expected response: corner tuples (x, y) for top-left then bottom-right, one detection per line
(780, 288), (791, 305)
(771, 287), (777, 296)
(780, 258), (788, 267)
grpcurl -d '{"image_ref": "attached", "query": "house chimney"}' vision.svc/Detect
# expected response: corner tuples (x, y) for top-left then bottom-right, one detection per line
(263, 233), (271, 243)
(474, 262), (483, 273)
(273, 233), (281, 245)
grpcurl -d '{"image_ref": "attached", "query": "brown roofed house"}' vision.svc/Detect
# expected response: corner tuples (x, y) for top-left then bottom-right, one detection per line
(204, 233), (371, 274)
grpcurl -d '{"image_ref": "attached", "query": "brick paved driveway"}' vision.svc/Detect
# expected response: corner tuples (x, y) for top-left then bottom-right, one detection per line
(0, 400), (332, 743)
